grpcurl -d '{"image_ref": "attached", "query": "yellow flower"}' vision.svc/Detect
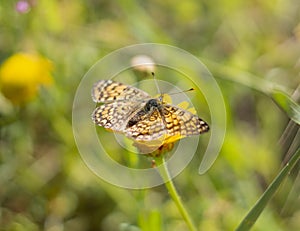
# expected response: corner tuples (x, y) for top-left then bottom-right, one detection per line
(133, 135), (177, 157)
(0, 53), (53, 105)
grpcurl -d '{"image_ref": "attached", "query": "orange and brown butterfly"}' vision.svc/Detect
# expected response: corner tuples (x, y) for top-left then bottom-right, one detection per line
(91, 80), (209, 152)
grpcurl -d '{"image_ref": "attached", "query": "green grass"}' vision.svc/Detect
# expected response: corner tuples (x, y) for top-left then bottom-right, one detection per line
(0, 1), (299, 230)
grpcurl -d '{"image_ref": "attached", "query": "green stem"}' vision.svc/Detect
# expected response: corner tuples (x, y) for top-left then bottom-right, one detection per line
(236, 148), (300, 231)
(155, 155), (197, 231)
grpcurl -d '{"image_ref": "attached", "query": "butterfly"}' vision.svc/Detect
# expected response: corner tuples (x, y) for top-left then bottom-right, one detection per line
(91, 80), (209, 142)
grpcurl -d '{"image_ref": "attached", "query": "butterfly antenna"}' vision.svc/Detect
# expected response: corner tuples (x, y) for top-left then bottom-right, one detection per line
(167, 88), (195, 96)
(151, 72), (163, 100)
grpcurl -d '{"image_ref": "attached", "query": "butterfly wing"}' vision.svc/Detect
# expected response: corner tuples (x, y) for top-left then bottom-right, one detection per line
(91, 80), (209, 144)
(124, 108), (167, 141)
(160, 104), (209, 137)
(122, 103), (209, 141)
(92, 101), (143, 132)
(91, 80), (150, 103)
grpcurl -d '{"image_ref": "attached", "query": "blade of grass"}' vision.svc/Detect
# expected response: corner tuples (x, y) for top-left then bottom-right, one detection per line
(271, 90), (300, 125)
(236, 148), (300, 231)
(202, 59), (300, 125)
(202, 59), (291, 94)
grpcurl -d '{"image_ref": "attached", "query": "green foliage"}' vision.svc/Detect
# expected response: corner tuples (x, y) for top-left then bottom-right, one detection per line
(1, 0), (299, 231)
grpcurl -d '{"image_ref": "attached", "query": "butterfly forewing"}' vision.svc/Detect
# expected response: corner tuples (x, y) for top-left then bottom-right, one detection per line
(161, 104), (209, 137)
(92, 80), (150, 103)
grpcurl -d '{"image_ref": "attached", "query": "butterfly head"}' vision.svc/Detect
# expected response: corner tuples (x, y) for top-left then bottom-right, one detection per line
(145, 98), (160, 111)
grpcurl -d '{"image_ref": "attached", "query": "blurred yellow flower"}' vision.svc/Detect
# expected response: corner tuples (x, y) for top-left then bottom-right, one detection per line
(0, 53), (53, 105)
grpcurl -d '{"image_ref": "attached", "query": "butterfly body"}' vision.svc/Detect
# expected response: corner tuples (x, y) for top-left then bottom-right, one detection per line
(127, 99), (160, 127)
(92, 80), (209, 142)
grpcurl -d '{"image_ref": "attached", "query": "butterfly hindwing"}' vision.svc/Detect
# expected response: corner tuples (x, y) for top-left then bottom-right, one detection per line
(92, 101), (143, 131)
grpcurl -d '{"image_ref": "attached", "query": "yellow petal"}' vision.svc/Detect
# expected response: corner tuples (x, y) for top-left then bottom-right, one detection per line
(187, 107), (197, 114)
(177, 101), (189, 109)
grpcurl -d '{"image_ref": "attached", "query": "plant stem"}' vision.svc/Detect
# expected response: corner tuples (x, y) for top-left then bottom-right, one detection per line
(155, 155), (197, 231)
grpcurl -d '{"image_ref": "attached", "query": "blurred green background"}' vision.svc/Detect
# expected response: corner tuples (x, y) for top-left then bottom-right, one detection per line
(0, 0), (299, 230)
